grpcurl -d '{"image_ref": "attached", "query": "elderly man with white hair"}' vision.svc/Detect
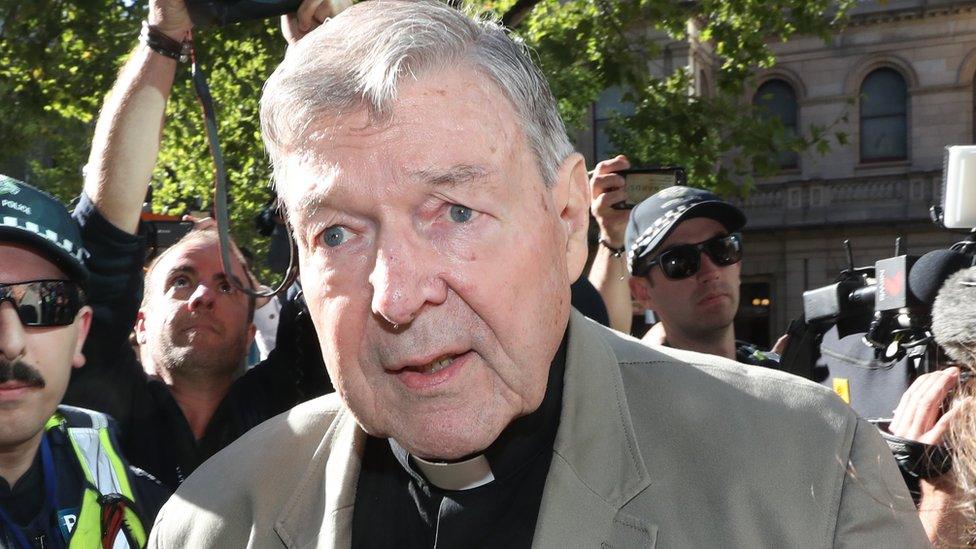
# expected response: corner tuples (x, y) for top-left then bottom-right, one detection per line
(148, 2), (926, 547)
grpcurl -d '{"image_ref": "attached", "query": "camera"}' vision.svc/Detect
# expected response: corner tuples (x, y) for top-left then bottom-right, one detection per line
(187, 0), (297, 26)
(186, 0), (351, 27)
(788, 145), (976, 421)
(611, 166), (687, 210)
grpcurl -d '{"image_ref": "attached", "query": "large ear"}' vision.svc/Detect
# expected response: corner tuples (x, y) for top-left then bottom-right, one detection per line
(135, 310), (148, 346)
(71, 306), (94, 369)
(628, 276), (656, 311)
(552, 152), (590, 281)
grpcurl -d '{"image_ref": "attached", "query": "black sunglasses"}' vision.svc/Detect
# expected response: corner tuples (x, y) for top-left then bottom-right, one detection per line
(0, 280), (86, 327)
(639, 233), (743, 280)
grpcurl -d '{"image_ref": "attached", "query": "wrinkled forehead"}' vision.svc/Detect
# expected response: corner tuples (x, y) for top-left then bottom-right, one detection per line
(275, 70), (528, 221)
(147, 236), (248, 290)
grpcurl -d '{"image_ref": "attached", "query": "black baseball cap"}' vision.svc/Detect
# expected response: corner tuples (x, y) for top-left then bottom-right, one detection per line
(0, 174), (89, 284)
(625, 185), (746, 276)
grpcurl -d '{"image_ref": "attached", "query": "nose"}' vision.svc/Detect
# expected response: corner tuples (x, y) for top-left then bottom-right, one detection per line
(0, 302), (27, 362)
(696, 252), (722, 282)
(187, 283), (216, 312)
(369, 235), (448, 327)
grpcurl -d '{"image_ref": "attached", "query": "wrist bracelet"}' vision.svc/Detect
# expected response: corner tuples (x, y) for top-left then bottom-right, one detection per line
(599, 238), (626, 258)
(140, 20), (192, 63)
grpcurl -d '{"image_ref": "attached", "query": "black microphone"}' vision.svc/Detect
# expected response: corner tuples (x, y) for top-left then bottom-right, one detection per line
(908, 249), (973, 306)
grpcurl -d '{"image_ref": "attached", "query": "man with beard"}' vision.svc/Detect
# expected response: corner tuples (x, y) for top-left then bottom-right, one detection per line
(61, 0), (334, 489)
(149, 2), (924, 546)
(0, 175), (168, 548)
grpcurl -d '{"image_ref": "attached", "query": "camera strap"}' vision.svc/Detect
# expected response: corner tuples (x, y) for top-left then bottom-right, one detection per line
(189, 45), (298, 299)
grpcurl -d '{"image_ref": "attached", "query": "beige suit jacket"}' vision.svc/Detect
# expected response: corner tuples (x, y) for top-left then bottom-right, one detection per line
(149, 311), (928, 548)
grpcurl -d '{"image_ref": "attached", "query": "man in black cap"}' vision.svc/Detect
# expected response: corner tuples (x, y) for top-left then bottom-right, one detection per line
(589, 156), (779, 366)
(0, 175), (168, 548)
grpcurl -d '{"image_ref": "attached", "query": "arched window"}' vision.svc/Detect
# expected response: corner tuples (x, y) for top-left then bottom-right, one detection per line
(753, 79), (799, 169)
(860, 68), (908, 162)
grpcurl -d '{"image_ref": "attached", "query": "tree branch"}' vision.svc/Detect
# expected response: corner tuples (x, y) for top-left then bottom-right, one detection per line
(502, 0), (541, 28)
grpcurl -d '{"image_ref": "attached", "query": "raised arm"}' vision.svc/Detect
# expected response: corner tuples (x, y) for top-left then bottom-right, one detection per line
(587, 155), (634, 334)
(65, 1), (193, 429)
(83, 0), (192, 234)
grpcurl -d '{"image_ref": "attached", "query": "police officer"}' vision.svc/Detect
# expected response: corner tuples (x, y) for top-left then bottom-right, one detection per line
(0, 175), (168, 548)
(588, 156), (780, 366)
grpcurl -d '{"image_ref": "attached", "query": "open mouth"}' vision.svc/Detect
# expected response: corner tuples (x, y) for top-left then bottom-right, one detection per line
(390, 351), (473, 391)
(402, 354), (458, 375)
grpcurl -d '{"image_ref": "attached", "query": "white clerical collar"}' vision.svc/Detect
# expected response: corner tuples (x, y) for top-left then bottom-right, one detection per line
(411, 454), (495, 491)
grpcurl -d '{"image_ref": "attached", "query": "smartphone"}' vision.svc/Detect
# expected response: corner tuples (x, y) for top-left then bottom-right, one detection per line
(611, 166), (687, 210)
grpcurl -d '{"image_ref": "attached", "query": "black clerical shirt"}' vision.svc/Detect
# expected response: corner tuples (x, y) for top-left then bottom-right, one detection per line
(351, 336), (567, 548)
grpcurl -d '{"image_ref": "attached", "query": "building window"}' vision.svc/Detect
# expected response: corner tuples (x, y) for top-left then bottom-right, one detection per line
(735, 281), (772, 349)
(593, 87), (634, 162)
(860, 68), (908, 162)
(752, 79), (799, 169)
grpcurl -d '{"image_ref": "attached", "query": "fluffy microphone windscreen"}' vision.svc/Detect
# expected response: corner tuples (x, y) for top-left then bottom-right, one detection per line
(909, 249), (973, 305)
(932, 265), (976, 364)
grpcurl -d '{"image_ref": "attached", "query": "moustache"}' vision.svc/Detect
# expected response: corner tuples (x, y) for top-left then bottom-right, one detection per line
(0, 359), (46, 388)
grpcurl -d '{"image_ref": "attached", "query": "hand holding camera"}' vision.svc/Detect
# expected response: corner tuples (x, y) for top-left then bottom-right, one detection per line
(281, 0), (349, 44)
(889, 366), (963, 446)
(589, 155), (632, 251)
(149, 0), (194, 40)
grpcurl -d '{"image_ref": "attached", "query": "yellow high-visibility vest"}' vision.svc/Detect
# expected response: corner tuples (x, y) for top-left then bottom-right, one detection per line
(45, 409), (148, 548)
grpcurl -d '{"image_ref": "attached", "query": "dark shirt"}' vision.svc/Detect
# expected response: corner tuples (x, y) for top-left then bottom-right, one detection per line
(0, 421), (169, 548)
(63, 194), (331, 488)
(0, 452), (44, 527)
(351, 336), (567, 548)
(570, 277), (610, 327)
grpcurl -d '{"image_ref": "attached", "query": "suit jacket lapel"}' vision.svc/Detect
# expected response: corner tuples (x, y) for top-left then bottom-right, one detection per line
(274, 407), (365, 548)
(533, 311), (656, 548)
(272, 311), (655, 548)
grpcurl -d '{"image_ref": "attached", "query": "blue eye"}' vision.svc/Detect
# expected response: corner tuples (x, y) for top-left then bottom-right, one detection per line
(448, 204), (473, 223)
(322, 226), (352, 248)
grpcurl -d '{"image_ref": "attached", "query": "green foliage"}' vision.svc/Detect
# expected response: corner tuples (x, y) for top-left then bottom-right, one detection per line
(152, 21), (285, 276)
(0, 0), (281, 280)
(478, 0), (855, 195)
(0, 0), (137, 202)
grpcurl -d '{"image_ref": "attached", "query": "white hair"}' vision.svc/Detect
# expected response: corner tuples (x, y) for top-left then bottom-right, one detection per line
(260, 0), (573, 188)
